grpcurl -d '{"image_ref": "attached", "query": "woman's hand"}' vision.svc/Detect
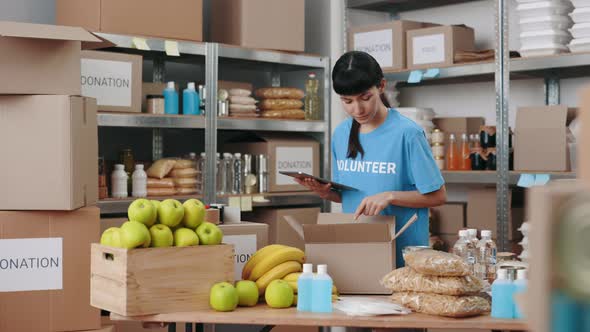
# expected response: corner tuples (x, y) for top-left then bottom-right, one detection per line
(294, 178), (333, 199)
(354, 192), (394, 220)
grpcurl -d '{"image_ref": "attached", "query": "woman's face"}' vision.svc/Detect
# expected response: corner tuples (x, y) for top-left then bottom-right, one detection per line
(339, 84), (383, 125)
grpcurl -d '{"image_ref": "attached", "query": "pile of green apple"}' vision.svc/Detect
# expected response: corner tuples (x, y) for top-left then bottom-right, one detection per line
(100, 198), (223, 248)
(209, 279), (294, 312)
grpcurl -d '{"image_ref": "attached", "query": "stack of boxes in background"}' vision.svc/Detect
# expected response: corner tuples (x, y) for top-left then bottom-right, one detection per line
(0, 22), (106, 332)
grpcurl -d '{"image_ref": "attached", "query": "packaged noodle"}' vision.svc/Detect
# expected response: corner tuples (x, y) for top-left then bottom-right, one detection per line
(391, 292), (490, 318)
(260, 109), (305, 120)
(147, 177), (174, 188)
(146, 159), (176, 179)
(255, 87), (304, 100)
(259, 99), (304, 110)
(381, 267), (484, 296)
(404, 249), (470, 277)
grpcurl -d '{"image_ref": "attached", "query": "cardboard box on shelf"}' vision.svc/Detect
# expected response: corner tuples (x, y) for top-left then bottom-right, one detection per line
(223, 133), (320, 192)
(430, 203), (466, 235)
(514, 105), (574, 172)
(348, 20), (433, 71)
(433, 117), (485, 138)
(0, 207), (101, 332)
(219, 80), (254, 92)
(244, 207), (320, 250)
(435, 234), (459, 252)
(211, 0), (304, 52)
(407, 25), (475, 70)
(288, 213), (396, 295)
(579, 87), (590, 186)
(219, 222), (269, 280)
(0, 21), (100, 95)
(81, 50), (143, 113)
(56, 0), (203, 42)
(466, 188), (523, 241)
(0, 95), (98, 210)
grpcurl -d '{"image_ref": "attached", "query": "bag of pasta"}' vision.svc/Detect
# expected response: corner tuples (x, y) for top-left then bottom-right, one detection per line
(259, 99), (304, 110)
(391, 292), (490, 318)
(147, 159), (177, 179)
(404, 249), (470, 277)
(381, 267), (483, 296)
(255, 87), (304, 100)
(260, 109), (305, 120)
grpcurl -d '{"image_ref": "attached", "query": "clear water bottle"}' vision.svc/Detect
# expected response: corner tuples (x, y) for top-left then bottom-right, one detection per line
(304, 72), (321, 120)
(197, 152), (206, 194)
(452, 229), (468, 260)
(467, 229), (479, 247)
(219, 153), (232, 195)
(232, 153), (243, 195)
(476, 230), (497, 283)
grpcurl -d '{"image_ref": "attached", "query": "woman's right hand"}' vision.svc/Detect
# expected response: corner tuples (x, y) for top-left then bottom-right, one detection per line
(294, 178), (333, 199)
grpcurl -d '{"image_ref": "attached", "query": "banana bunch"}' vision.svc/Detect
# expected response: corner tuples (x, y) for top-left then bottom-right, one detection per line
(283, 272), (339, 306)
(242, 244), (305, 296)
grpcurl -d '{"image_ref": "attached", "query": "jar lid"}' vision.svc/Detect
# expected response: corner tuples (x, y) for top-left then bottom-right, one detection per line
(434, 156), (445, 160)
(147, 94), (164, 99)
(433, 129), (442, 132)
(432, 142), (444, 146)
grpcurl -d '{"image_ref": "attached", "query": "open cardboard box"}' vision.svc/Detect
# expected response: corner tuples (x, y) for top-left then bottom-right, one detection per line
(285, 213), (405, 295)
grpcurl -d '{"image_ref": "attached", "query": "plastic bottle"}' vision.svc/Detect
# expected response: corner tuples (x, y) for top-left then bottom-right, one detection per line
(311, 264), (333, 313)
(163, 82), (179, 114)
(232, 153), (243, 195)
(464, 228), (477, 273)
(460, 133), (472, 170)
(491, 269), (515, 319)
(476, 230), (498, 283)
(131, 164), (147, 198)
(446, 134), (460, 170)
(452, 229), (468, 260)
(467, 229), (479, 247)
(297, 263), (313, 312)
(111, 164), (128, 198)
(304, 73), (321, 120)
(514, 269), (527, 319)
(183, 82), (199, 115)
(197, 152), (206, 194)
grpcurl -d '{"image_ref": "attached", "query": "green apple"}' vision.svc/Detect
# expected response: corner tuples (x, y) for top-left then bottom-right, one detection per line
(149, 224), (173, 248)
(209, 282), (239, 312)
(100, 227), (123, 248)
(265, 280), (294, 309)
(182, 199), (206, 228)
(173, 228), (199, 247)
(120, 221), (151, 249)
(235, 280), (259, 307)
(128, 198), (157, 227)
(196, 222), (223, 245)
(159, 199), (184, 228)
(151, 200), (161, 222)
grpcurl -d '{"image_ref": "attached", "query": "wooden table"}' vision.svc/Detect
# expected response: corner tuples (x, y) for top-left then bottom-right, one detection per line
(110, 301), (528, 332)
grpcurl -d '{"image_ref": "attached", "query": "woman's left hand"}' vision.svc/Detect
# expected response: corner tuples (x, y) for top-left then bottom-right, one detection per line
(354, 192), (394, 220)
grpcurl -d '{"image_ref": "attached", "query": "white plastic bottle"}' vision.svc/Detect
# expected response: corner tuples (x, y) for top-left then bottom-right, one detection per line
(132, 164), (147, 198)
(452, 230), (468, 260)
(476, 230), (498, 283)
(311, 264), (333, 313)
(297, 263), (313, 312)
(111, 164), (128, 198)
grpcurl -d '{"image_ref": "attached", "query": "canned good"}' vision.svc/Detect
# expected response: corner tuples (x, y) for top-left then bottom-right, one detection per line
(431, 143), (445, 158)
(431, 129), (445, 144)
(146, 94), (164, 114)
(218, 100), (229, 117)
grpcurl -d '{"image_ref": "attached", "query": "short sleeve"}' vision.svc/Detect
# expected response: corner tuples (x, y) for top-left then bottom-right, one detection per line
(408, 132), (444, 194)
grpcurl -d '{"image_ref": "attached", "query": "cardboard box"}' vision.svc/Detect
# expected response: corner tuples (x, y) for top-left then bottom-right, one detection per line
(56, 0), (203, 42)
(245, 207), (320, 250)
(273, 327), (318, 332)
(579, 87), (590, 186)
(288, 213), (396, 295)
(466, 188), (523, 241)
(515, 105), (573, 172)
(436, 234), (459, 252)
(91, 243), (234, 316)
(430, 203), (466, 235)
(206, 208), (221, 225)
(211, 0), (304, 52)
(224, 133), (320, 192)
(0, 207), (101, 332)
(433, 117), (485, 138)
(348, 20), (431, 71)
(219, 80), (254, 92)
(71, 325), (115, 332)
(81, 50), (142, 113)
(407, 25), (475, 70)
(219, 222), (269, 280)
(0, 95), (98, 210)
(0, 21), (100, 95)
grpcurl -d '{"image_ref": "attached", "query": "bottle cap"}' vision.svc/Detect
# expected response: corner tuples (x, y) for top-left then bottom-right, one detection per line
(135, 164), (144, 170)
(309, 73), (316, 79)
(167, 81), (175, 89)
(223, 153), (232, 158)
(497, 268), (508, 280)
(234, 153), (242, 158)
(467, 229), (477, 238)
(317, 264), (328, 275)
(302, 263), (313, 273)
(189, 152), (196, 158)
(517, 269), (527, 280)
(458, 229), (467, 237)
(462, 133), (468, 140)
(114, 164), (124, 170)
(449, 134), (456, 140)
(481, 230), (492, 238)
(188, 82), (196, 90)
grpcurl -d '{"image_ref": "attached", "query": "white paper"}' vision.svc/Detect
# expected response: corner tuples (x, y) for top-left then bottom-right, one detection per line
(81, 58), (133, 107)
(0, 238), (63, 292)
(353, 29), (394, 68)
(223, 235), (257, 280)
(412, 33), (446, 65)
(334, 296), (411, 316)
(275, 147), (314, 185)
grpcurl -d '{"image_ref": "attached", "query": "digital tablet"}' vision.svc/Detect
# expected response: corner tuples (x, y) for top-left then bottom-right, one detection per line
(279, 171), (359, 192)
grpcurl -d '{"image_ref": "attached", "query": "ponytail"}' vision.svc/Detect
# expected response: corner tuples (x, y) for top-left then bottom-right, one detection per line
(346, 93), (391, 159)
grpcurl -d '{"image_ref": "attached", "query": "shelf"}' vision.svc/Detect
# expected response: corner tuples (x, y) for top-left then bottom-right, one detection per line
(95, 33), (207, 56)
(347, 0), (481, 12)
(98, 195), (204, 215)
(217, 118), (327, 132)
(387, 52), (590, 86)
(442, 171), (576, 185)
(216, 192), (323, 208)
(97, 112), (206, 128)
(217, 44), (327, 68)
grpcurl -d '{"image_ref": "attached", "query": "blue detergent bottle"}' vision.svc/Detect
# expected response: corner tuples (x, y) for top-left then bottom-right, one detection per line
(183, 82), (199, 115)
(163, 81), (178, 114)
(492, 268), (516, 319)
(311, 264), (333, 313)
(297, 263), (313, 312)
(513, 269), (527, 319)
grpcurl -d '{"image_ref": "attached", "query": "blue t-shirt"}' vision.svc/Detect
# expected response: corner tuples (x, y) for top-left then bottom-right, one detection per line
(332, 108), (444, 266)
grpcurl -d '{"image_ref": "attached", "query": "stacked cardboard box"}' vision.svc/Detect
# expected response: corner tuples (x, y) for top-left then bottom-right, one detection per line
(0, 21), (101, 332)
(430, 203), (466, 251)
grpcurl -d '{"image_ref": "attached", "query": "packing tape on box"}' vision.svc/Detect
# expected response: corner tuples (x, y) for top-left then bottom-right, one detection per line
(517, 174), (551, 188)
(132, 37), (150, 51)
(165, 40), (180, 56)
(424, 68), (440, 78)
(408, 70), (423, 84)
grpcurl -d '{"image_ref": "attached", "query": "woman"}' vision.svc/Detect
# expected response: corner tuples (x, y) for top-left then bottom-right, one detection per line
(295, 51), (447, 266)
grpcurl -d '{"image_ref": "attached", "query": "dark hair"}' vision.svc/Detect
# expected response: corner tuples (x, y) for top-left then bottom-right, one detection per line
(332, 51), (390, 159)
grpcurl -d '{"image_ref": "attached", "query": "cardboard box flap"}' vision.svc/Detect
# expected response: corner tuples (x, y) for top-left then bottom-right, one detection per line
(317, 213), (394, 225)
(82, 34), (117, 50)
(517, 106), (569, 130)
(0, 21), (101, 42)
(303, 223), (394, 244)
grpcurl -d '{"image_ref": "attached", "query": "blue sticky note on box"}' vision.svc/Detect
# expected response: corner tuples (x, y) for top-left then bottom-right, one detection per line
(534, 174), (551, 186)
(407, 70), (423, 83)
(423, 68), (440, 78)
(517, 174), (535, 188)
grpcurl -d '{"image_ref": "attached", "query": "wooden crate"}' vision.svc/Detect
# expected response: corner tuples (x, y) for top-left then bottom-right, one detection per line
(91, 243), (235, 316)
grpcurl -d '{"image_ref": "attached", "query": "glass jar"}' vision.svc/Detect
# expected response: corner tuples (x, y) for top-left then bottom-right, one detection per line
(146, 94), (165, 114)
(431, 129), (445, 145)
(431, 143), (445, 158)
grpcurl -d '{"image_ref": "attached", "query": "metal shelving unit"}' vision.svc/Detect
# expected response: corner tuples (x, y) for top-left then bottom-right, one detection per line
(442, 171), (576, 185)
(97, 113), (206, 129)
(347, 0), (480, 11)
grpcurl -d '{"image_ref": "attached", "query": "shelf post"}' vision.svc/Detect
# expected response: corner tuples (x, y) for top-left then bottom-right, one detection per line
(545, 77), (561, 105)
(205, 43), (219, 204)
(495, 0), (510, 252)
(152, 56), (166, 160)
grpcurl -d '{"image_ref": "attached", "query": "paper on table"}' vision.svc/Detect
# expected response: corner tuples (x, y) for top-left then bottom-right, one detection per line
(334, 296), (411, 316)
(132, 37), (150, 51)
(165, 40), (180, 56)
